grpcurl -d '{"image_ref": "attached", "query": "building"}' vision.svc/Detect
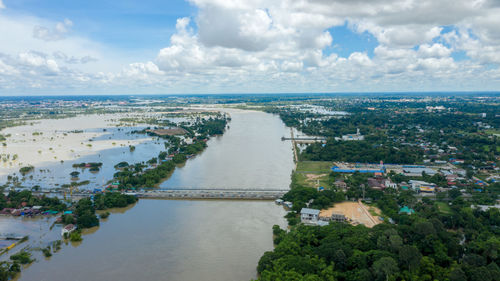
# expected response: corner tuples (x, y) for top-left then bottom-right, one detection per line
(341, 128), (364, 141)
(384, 179), (397, 189)
(300, 208), (320, 223)
(403, 166), (437, 176)
(334, 180), (347, 190)
(330, 212), (347, 222)
(332, 162), (386, 174)
(367, 177), (385, 190)
(473, 204), (500, 211)
(409, 180), (436, 193)
(399, 206), (415, 215)
(61, 224), (76, 236)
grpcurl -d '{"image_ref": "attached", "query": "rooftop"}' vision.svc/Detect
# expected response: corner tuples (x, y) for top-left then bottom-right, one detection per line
(301, 208), (320, 216)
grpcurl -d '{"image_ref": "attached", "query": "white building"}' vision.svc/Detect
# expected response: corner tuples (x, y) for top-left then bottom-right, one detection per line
(403, 167), (437, 177)
(409, 180), (436, 193)
(384, 179), (397, 189)
(300, 208), (320, 223)
(341, 128), (364, 141)
(61, 224), (76, 237)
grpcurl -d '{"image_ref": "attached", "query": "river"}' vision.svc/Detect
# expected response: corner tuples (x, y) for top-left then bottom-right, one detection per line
(15, 109), (295, 281)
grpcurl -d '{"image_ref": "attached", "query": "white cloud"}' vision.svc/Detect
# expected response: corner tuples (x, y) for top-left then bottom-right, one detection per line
(348, 52), (373, 67)
(0, 59), (17, 75)
(33, 18), (73, 41)
(418, 44), (452, 58)
(1, 0), (500, 94)
(18, 52), (60, 74)
(0, 0), (5, 9)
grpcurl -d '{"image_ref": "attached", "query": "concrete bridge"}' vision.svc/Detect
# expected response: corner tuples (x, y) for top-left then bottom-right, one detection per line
(31, 188), (289, 201)
(136, 188), (288, 200)
(281, 136), (326, 141)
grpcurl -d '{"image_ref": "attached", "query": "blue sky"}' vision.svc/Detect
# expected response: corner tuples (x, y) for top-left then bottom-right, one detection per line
(3, 0), (195, 55)
(0, 0), (499, 94)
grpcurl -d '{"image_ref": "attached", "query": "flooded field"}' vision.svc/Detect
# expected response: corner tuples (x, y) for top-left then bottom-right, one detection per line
(0, 112), (190, 190)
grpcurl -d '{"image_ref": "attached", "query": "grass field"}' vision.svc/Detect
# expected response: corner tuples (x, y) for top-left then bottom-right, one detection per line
(435, 202), (452, 214)
(296, 161), (333, 173)
(294, 161), (333, 188)
(294, 173), (331, 188)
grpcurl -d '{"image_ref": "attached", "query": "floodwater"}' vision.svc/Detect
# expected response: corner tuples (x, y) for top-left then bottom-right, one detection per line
(0, 215), (60, 262)
(15, 109), (294, 281)
(0, 113), (179, 189)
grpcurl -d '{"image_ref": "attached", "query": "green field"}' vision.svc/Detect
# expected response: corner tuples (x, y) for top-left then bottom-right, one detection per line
(435, 202), (452, 214)
(294, 173), (331, 189)
(296, 161), (333, 173)
(294, 161), (333, 188)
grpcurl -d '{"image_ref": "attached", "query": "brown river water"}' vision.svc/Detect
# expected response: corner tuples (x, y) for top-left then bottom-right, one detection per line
(14, 109), (294, 281)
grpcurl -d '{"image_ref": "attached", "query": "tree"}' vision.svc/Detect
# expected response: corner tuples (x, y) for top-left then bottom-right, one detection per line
(449, 267), (467, 281)
(399, 245), (422, 272)
(372, 257), (399, 281)
(449, 188), (462, 199)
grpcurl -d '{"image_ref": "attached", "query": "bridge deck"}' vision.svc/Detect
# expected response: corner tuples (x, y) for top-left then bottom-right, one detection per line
(32, 188), (289, 201)
(138, 188), (288, 200)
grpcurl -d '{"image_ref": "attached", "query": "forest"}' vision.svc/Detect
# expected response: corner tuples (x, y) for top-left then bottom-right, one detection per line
(257, 190), (500, 281)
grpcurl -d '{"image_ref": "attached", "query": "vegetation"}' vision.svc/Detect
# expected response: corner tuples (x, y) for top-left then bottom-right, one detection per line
(0, 190), (67, 211)
(100, 211), (110, 219)
(42, 247), (52, 257)
(9, 251), (33, 265)
(257, 195), (500, 281)
(72, 162), (102, 168)
(302, 140), (422, 164)
(74, 198), (99, 228)
(69, 231), (82, 242)
(93, 192), (138, 210)
(19, 166), (34, 175)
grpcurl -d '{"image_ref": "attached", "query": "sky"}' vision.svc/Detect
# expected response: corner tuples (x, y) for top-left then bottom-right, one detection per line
(0, 0), (500, 95)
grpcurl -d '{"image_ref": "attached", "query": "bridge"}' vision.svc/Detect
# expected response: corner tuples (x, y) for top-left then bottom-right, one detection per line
(31, 188), (289, 201)
(136, 188), (288, 200)
(281, 136), (326, 141)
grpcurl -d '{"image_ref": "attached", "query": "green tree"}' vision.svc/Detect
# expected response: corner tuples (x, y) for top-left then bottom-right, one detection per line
(372, 257), (399, 281)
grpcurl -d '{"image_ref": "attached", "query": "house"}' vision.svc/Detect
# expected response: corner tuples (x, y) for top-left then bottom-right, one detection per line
(283, 201), (293, 209)
(409, 180), (436, 193)
(334, 180), (347, 190)
(399, 182), (410, 190)
(399, 206), (415, 215)
(367, 177), (385, 190)
(300, 208), (320, 223)
(329, 212), (346, 222)
(61, 224), (76, 236)
(450, 159), (465, 165)
(384, 179), (397, 189)
(275, 199), (283, 205)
